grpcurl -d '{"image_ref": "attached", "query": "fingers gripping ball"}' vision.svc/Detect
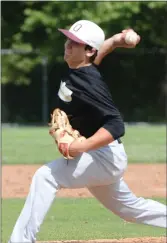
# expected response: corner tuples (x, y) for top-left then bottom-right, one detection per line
(124, 30), (138, 45)
(49, 108), (86, 159)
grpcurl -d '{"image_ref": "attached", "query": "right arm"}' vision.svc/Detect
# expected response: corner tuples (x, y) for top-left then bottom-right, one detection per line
(94, 30), (140, 66)
(93, 36), (117, 66)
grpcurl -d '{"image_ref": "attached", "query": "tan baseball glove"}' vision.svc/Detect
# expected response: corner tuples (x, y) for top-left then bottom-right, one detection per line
(49, 108), (86, 159)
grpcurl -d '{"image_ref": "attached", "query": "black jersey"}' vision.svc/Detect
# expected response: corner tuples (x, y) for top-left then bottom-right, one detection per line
(56, 64), (125, 139)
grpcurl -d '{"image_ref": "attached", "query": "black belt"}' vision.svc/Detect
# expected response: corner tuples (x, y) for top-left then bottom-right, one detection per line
(117, 138), (122, 144)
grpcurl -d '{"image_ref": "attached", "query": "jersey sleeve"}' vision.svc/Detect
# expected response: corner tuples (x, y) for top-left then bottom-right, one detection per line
(102, 115), (125, 140)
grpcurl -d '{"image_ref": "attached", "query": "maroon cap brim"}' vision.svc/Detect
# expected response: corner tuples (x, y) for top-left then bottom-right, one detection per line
(58, 29), (86, 44)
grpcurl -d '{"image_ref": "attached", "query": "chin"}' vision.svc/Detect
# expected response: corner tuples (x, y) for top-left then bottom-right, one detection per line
(64, 56), (73, 67)
(64, 54), (70, 62)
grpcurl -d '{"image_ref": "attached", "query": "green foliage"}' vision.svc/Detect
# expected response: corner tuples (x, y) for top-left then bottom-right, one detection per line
(1, 2), (167, 84)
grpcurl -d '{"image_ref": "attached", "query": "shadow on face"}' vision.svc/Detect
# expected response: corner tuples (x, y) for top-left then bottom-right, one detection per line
(64, 39), (97, 67)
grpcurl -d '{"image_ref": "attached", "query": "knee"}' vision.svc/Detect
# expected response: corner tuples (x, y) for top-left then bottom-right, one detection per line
(114, 203), (140, 223)
(33, 165), (60, 189)
(117, 212), (136, 223)
(108, 207), (135, 224)
(33, 166), (50, 182)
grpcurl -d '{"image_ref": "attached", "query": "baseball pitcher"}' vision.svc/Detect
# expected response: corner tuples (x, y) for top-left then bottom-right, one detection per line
(9, 20), (167, 243)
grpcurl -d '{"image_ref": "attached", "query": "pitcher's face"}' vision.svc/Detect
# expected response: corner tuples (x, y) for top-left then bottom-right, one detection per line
(64, 39), (87, 66)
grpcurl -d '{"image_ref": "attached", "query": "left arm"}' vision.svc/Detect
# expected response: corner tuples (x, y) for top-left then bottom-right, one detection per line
(94, 29), (140, 66)
(69, 112), (126, 157)
(69, 127), (114, 156)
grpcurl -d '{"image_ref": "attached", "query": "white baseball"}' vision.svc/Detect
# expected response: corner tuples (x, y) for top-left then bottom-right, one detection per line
(125, 31), (138, 45)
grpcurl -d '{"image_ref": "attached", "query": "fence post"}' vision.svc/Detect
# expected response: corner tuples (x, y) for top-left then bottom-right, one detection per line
(42, 56), (48, 125)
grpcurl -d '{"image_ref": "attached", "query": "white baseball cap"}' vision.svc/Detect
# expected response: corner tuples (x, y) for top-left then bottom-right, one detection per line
(58, 20), (105, 50)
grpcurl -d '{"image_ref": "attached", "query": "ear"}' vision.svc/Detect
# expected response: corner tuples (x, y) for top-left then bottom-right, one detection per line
(86, 48), (96, 57)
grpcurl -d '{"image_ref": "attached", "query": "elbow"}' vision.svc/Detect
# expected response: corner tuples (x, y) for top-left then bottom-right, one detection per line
(121, 123), (125, 137)
(114, 122), (125, 139)
(103, 122), (125, 140)
(103, 116), (125, 140)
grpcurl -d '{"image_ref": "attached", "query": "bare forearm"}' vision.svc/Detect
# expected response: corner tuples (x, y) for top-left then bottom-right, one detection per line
(94, 37), (116, 65)
(98, 37), (116, 57)
(82, 127), (114, 152)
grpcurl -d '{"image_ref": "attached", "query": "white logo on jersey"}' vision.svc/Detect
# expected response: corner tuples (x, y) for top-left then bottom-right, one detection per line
(58, 81), (73, 102)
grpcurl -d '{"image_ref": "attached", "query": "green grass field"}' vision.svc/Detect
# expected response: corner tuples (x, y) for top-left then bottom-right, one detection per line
(2, 198), (166, 243)
(2, 125), (166, 164)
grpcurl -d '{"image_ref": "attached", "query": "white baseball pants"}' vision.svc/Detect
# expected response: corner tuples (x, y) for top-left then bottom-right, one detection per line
(9, 141), (167, 243)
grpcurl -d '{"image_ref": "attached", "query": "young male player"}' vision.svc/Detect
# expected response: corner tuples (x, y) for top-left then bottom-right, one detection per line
(9, 20), (166, 243)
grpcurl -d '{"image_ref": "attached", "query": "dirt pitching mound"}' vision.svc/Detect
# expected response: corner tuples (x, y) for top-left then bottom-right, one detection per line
(2, 164), (166, 198)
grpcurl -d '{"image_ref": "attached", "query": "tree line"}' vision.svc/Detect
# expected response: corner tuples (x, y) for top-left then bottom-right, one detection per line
(2, 2), (167, 123)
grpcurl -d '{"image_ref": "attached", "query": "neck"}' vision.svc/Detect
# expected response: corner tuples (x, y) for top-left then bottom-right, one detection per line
(67, 60), (92, 69)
